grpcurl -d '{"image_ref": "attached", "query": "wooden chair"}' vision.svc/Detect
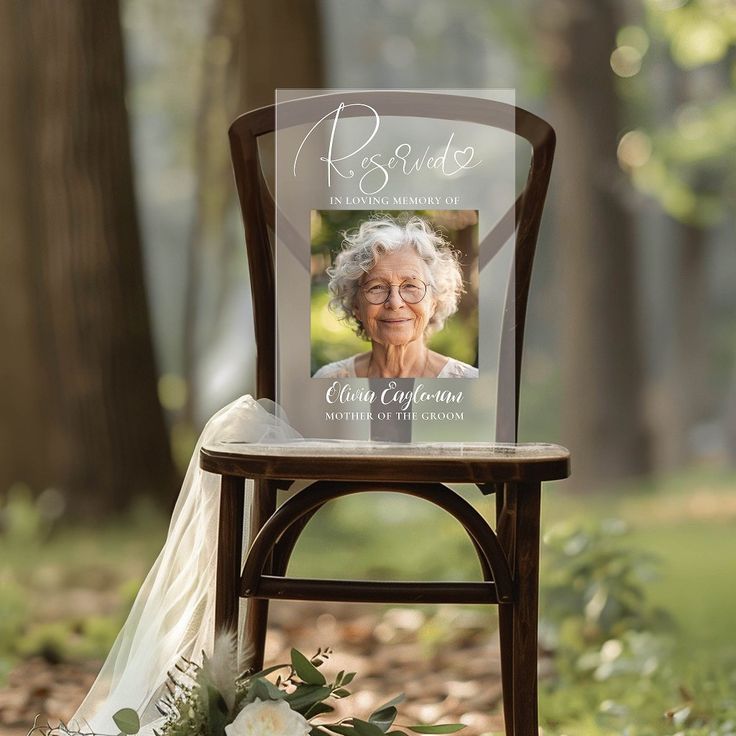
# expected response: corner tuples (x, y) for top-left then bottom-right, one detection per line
(199, 92), (570, 736)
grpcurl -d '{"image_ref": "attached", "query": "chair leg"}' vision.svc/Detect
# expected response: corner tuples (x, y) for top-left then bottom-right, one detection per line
(496, 483), (517, 736)
(511, 482), (541, 736)
(243, 479), (278, 671)
(498, 603), (515, 736)
(244, 598), (270, 671)
(215, 475), (245, 634)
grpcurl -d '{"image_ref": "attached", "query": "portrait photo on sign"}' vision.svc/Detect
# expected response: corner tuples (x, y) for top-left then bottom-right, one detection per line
(310, 210), (479, 379)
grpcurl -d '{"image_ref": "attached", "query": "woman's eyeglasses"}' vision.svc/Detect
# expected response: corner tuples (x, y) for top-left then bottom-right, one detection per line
(361, 279), (428, 305)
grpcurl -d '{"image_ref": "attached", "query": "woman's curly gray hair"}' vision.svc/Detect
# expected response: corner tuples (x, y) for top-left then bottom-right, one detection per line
(327, 215), (465, 340)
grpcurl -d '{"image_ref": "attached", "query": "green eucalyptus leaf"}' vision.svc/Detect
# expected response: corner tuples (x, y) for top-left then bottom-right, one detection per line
(206, 683), (229, 735)
(285, 684), (333, 711)
(247, 676), (287, 703)
(305, 701), (335, 719)
(353, 718), (387, 736)
(291, 648), (327, 685)
(369, 705), (397, 732)
(238, 663), (289, 682)
(112, 708), (140, 735)
(371, 694), (405, 715)
(323, 726), (360, 736)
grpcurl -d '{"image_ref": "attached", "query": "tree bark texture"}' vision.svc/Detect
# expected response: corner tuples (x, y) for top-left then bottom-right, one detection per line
(657, 223), (710, 469)
(238, 0), (324, 189)
(541, 0), (651, 488)
(239, 0), (324, 110)
(0, 1), (175, 516)
(180, 0), (324, 422)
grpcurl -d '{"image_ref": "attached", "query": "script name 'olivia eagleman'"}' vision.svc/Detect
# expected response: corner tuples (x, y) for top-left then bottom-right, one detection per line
(325, 380), (463, 412)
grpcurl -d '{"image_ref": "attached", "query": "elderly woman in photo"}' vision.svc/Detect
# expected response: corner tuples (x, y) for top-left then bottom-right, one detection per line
(314, 216), (478, 379)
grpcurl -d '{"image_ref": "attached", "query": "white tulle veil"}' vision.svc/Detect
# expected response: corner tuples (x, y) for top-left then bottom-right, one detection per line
(69, 395), (302, 735)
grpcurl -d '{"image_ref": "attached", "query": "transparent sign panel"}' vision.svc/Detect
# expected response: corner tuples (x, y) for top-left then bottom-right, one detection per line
(275, 90), (516, 442)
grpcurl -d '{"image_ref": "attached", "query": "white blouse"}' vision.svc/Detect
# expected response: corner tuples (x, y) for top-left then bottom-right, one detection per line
(313, 354), (478, 379)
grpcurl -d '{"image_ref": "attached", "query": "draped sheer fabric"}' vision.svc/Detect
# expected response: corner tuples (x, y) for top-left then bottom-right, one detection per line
(70, 396), (302, 735)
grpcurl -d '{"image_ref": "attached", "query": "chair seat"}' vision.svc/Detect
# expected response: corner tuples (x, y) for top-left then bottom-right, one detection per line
(200, 440), (570, 483)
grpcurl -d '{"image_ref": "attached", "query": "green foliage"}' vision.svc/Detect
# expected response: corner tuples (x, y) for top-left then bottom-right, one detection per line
(628, 97), (736, 225)
(83, 646), (465, 736)
(618, 1), (736, 226)
(539, 519), (736, 736)
(541, 518), (673, 655)
(646, 0), (736, 70)
(310, 287), (367, 373)
(291, 648), (327, 685)
(0, 489), (164, 681)
(0, 576), (26, 680)
(113, 708), (141, 735)
(0, 484), (54, 545)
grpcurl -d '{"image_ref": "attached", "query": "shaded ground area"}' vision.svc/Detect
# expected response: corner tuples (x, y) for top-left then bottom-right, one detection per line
(0, 602), (505, 736)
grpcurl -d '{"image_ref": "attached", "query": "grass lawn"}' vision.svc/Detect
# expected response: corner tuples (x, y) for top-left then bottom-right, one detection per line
(627, 523), (736, 649)
(541, 469), (736, 651)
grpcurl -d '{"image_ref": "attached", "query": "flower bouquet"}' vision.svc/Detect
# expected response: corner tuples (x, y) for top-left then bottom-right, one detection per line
(34, 635), (465, 736)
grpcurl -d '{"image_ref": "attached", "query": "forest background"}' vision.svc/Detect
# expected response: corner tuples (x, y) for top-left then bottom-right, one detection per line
(1, 1), (735, 735)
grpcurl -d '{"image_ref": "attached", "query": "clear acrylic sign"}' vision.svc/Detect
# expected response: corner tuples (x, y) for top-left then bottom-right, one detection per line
(275, 90), (516, 442)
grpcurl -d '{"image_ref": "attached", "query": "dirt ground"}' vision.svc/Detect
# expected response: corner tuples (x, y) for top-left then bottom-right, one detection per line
(0, 601), (506, 736)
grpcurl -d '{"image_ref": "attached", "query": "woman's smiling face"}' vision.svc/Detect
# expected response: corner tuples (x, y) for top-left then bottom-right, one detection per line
(355, 248), (436, 347)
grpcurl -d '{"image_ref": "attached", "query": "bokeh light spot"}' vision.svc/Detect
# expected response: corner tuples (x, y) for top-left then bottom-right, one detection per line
(610, 46), (643, 78)
(616, 26), (650, 55)
(617, 130), (652, 170)
(672, 21), (728, 67)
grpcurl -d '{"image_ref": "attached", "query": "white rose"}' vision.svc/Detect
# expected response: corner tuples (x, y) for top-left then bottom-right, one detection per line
(224, 698), (311, 736)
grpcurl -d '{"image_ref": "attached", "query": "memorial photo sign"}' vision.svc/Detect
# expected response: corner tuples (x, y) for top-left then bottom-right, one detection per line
(275, 90), (516, 441)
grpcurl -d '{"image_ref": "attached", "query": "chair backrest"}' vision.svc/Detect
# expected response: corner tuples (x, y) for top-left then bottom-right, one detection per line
(228, 92), (555, 442)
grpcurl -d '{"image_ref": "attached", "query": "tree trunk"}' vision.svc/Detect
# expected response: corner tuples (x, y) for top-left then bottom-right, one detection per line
(657, 222), (710, 469)
(239, 0), (324, 189)
(180, 0), (324, 423)
(0, 0), (60, 494)
(0, 1), (175, 517)
(181, 0), (244, 425)
(541, 0), (651, 489)
(239, 0), (324, 110)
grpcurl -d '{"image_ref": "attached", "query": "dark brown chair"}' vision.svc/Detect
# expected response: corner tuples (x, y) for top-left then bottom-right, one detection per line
(199, 92), (570, 736)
